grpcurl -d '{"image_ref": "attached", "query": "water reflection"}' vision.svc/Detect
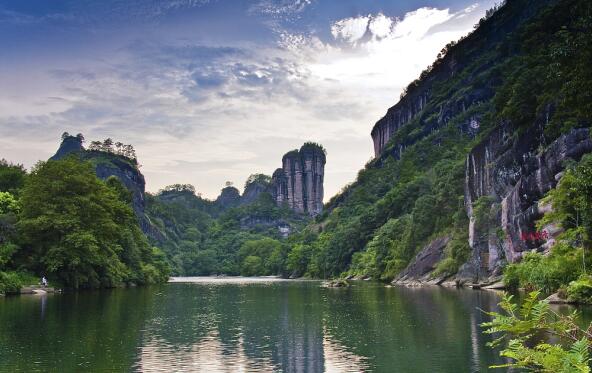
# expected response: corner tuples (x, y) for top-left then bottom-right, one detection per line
(0, 279), (526, 372)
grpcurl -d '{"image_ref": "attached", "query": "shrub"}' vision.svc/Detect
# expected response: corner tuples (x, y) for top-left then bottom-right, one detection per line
(567, 276), (592, 304)
(503, 243), (584, 293)
(433, 257), (457, 277)
(0, 271), (25, 294)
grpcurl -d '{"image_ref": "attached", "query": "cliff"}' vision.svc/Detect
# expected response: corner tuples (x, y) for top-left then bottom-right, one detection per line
(292, 0), (592, 281)
(272, 143), (325, 216)
(215, 186), (241, 210)
(388, 0), (592, 284)
(240, 174), (273, 205)
(370, 0), (555, 159)
(50, 135), (151, 233)
(460, 126), (592, 281)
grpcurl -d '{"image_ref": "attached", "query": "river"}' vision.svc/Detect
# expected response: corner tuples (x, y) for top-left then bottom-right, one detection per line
(1, 278), (513, 372)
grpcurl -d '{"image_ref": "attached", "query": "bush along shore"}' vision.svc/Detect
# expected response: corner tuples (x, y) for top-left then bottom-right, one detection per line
(0, 155), (170, 295)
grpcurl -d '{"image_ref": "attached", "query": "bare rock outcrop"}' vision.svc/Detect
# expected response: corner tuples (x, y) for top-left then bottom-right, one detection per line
(393, 236), (451, 285)
(460, 126), (592, 282)
(50, 135), (150, 233)
(272, 143), (325, 216)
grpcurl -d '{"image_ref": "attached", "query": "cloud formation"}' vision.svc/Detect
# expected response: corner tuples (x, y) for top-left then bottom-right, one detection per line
(0, 0), (495, 200)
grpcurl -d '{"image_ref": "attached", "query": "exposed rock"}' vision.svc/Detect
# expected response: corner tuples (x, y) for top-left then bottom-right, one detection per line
(272, 143), (325, 216)
(482, 281), (506, 290)
(369, 0), (555, 159)
(51, 135), (83, 158)
(215, 186), (241, 210)
(50, 135), (151, 233)
(392, 236), (451, 285)
(241, 180), (272, 205)
(460, 126), (592, 282)
(93, 152), (147, 227)
(239, 216), (292, 238)
(545, 292), (575, 304)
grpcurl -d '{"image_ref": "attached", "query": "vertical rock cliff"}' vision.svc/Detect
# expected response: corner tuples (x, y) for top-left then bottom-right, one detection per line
(370, 0), (555, 160)
(272, 143), (325, 216)
(460, 126), (592, 281)
(215, 186), (241, 210)
(50, 135), (151, 233)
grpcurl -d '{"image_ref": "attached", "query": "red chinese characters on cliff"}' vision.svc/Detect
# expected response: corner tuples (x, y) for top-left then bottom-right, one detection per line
(519, 230), (549, 241)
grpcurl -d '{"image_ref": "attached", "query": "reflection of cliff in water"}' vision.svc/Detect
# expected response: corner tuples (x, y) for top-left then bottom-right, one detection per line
(2, 279), (546, 372)
(136, 281), (328, 372)
(320, 284), (505, 372)
(136, 331), (279, 372)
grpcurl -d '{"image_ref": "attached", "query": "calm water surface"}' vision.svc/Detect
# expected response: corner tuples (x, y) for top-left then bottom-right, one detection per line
(0, 278), (521, 372)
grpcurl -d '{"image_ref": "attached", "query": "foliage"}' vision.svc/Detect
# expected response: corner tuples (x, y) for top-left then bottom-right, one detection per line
(0, 271), (25, 294)
(540, 154), (592, 251)
(482, 291), (591, 372)
(503, 243), (585, 293)
(160, 184), (196, 194)
(15, 157), (169, 288)
(87, 137), (137, 161)
(0, 271), (38, 295)
(506, 154), (592, 295)
(0, 192), (19, 215)
(238, 237), (284, 276)
(567, 276), (592, 304)
(146, 185), (304, 276)
(244, 174), (272, 191)
(280, 0), (592, 281)
(286, 243), (314, 277)
(0, 159), (26, 195)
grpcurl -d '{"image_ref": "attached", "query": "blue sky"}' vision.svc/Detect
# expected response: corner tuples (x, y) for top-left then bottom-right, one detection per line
(0, 0), (496, 199)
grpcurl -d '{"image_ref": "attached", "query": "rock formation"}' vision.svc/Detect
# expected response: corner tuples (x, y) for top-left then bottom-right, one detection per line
(50, 135), (151, 233)
(393, 236), (451, 285)
(371, 0), (592, 285)
(215, 186), (241, 210)
(240, 174), (273, 205)
(460, 126), (592, 282)
(272, 143), (325, 216)
(370, 0), (555, 159)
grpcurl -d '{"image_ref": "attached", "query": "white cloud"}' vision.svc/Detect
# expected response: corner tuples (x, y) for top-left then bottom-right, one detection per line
(368, 13), (395, 39)
(331, 15), (370, 43)
(0, 2), (494, 201)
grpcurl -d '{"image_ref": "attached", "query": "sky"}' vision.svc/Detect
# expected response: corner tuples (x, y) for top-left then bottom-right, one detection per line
(0, 0), (497, 200)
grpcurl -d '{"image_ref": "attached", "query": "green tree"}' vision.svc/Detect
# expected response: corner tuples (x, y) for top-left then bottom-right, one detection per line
(239, 237), (283, 276)
(0, 159), (26, 194)
(17, 157), (168, 288)
(241, 256), (263, 276)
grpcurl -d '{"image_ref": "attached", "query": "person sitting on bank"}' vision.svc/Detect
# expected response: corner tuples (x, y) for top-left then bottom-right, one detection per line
(41, 276), (48, 287)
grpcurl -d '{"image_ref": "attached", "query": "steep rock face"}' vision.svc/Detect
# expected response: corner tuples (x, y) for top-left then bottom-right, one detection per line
(272, 143), (325, 216)
(239, 216), (292, 238)
(370, 0), (555, 159)
(50, 136), (150, 233)
(393, 236), (451, 284)
(460, 126), (592, 282)
(51, 136), (83, 158)
(215, 186), (241, 210)
(241, 181), (272, 205)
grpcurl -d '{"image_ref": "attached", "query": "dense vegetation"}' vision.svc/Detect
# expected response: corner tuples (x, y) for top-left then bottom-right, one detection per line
(272, 0), (592, 281)
(145, 182), (307, 276)
(0, 157), (170, 293)
(2, 0), (591, 301)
